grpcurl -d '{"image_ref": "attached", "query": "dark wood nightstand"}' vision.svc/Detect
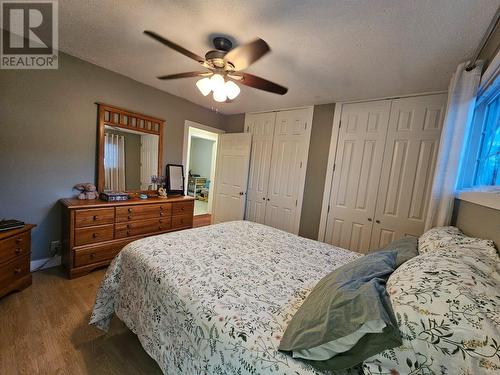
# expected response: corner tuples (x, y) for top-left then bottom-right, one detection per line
(0, 224), (35, 298)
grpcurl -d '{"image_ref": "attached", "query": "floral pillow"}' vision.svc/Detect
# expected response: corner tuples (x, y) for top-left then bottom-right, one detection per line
(418, 226), (497, 258)
(363, 241), (500, 374)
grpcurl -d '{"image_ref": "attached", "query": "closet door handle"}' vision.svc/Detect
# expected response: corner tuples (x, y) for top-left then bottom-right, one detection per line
(367, 218), (372, 222)
(262, 197), (266, 201)
(375, 220), (381, 224)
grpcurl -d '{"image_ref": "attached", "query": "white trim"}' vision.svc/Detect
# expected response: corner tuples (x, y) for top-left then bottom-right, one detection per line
(458, 188), (500, 210)
(318, 104), (342, 241)
(182, 120), (224, 214)
(333, 90), (447, 105)
(30, 256), (61, 272)
(245, 105), (314, 116)
(478, 49), (500, 96)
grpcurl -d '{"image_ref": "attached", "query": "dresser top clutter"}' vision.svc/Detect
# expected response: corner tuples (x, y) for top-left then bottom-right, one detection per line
(60, 195), (193, 209)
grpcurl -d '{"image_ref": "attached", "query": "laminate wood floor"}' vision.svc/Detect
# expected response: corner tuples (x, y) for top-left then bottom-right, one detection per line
(0, 267), (162, 375)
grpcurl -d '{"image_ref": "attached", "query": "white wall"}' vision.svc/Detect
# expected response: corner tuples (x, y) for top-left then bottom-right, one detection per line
(189, 137), (215, 178)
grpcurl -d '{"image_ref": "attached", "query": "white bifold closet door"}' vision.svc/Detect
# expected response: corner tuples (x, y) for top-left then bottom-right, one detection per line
(324, 100), (391, 252)
(245, 107), (313, 234)
(245, 112), (276, 224)
(324, 94), (446, 253)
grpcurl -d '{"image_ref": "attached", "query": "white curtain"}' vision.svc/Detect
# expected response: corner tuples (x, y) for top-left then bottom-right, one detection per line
(425, 61), (484, 229)
(104, 133), (126, 191)
(140, 134), (159, 190)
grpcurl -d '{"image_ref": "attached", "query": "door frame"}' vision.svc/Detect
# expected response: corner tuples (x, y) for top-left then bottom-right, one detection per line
(318, 90), (447, 242)
(244, 106), (314, 235)
(182, 120), (225, 215)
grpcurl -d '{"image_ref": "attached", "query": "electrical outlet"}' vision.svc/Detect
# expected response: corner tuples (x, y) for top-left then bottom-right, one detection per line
(49, 240), (61, 256)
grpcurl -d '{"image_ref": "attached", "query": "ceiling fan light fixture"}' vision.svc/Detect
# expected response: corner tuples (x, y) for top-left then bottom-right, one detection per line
(196, 77), (212, 96)
(213, 87), (227, 102)
(225, 80), (240, 100)
(210, 74), (225, 92)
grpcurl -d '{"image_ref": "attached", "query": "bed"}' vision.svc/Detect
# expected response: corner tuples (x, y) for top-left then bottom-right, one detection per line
(90, 220), (360, 374)
(90, 221), (500, 374)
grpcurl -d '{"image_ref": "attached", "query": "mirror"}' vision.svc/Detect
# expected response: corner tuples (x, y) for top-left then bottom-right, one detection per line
(97, 103), (164, 192)
(166, 164), (185, 194)
(104, 126), (159, 191)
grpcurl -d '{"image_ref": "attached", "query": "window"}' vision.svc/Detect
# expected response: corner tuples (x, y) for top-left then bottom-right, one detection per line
(474, 93), (500, 186)
(459, 70), (500, 189)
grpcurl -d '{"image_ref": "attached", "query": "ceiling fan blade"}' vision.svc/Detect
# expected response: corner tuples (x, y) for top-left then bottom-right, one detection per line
(157, 71), (211, 80)
(144, 30), (206, 64)
(224, 38), (270, 71)
(238, 73), (288, 95)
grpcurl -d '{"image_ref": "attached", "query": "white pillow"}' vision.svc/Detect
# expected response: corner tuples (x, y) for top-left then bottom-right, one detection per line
(418, 226), (497, 258)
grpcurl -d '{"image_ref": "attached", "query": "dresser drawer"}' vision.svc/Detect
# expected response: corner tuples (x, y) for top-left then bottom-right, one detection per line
(74, 242), (124, 267)
(116, 203), (172, 222)
(74, 225), (114, 246)
(0, 255), (30, 288)
(172, 201), (194, 216)
(171, 214), (193, 230)
(0, 231), (30, 264)
(115, 218), (171, 238)
(75, 208), (114, 228)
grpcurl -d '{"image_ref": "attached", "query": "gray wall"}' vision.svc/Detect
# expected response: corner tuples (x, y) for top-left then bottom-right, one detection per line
(223, 105), (336, 240)
(299, 104), (335, 239)
(0, 52), (226, 260)
(189, 137), (215, 178)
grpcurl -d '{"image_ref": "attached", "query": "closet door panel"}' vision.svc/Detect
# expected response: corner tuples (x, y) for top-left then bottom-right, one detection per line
(324, 100), (391, 253)
(370, 94), (446, 248)
(245, 112), (276, 224)
(264, 108), (311, 234)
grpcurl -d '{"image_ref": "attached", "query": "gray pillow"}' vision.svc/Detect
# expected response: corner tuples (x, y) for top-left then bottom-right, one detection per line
(279, 251), (401, 371)
(369, 237), (418, 267)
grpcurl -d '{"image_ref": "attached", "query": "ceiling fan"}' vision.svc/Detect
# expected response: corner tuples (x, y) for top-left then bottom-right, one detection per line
(144, 30), (288, 102)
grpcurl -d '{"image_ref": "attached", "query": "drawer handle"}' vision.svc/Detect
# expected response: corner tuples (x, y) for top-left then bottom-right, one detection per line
(92, 233), (99, 238)
(158, 226), (162, 230)
(127, 224), (130, 229)
(16, 238), (23, 243)
(160, 206), (164, 211)
(14, 267), (21, 274)
(128, 208), (132, 213)
(128, 215), (132, 220)
(93, 215), (98, 221)
(181, 207), (185, 211)
(90, 253), (96, 259)
(15, 248), (21, 255)
(160, 212), (164, 216)
(127, 230), (131, 236)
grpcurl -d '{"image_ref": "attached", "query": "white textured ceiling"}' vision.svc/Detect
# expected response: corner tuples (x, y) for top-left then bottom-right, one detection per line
(58, 0), (499, 114)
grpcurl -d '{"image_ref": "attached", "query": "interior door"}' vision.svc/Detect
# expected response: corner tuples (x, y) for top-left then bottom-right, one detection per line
(212, 133), (252, 224)
(244, 112), (276, 224)
(370, 94), (446, 248)
(264, 108), (312, 234)
(324, 100), (391, 253)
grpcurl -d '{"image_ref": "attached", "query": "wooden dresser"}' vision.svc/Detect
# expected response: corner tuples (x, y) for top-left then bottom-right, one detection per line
(60, 196), (194, 279)
(0, 224), (35, 298)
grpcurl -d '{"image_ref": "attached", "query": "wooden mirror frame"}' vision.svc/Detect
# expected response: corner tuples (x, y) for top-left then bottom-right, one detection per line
(96, 103), (164, 193)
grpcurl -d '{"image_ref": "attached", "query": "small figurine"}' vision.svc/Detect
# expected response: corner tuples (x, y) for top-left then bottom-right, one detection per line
(74, 183), (99, 200)
(158, 187), (168, 198)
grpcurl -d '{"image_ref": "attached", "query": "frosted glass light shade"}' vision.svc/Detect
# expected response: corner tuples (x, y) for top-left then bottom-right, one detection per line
(225, 80), (240, 100)
(196, 77), (212, 96)
(210, 74), (225, 92)
(213, 87), (227, 102)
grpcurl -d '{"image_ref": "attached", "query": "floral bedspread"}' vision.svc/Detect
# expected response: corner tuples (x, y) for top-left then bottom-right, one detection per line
(363, 227), (500, 374)
(90, 220), (359, 374)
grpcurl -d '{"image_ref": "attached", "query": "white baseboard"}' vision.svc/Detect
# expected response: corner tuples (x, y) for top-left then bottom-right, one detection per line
(30, 256), (61, 272)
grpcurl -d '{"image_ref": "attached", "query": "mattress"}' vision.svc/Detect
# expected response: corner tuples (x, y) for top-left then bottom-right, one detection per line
(90, 220), (360, 374)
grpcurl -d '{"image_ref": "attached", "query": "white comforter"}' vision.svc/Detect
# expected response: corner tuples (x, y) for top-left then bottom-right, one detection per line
(90, 220), (359, 374)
